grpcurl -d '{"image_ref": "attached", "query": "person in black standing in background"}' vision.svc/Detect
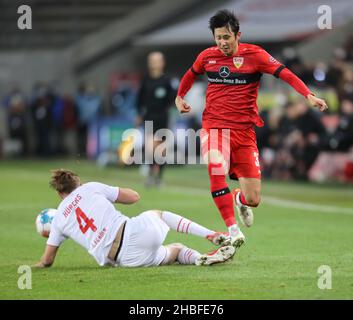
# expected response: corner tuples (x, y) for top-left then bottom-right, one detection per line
(136, 51), (176, 187)
(31, 83), (54, 157)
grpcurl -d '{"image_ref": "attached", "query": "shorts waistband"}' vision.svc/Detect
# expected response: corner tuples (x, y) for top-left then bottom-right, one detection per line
(107, 221), (127, 262)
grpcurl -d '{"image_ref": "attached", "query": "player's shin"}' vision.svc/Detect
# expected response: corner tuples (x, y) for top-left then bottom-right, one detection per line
(208, 163), (237, 227)
(161, 211), (214, 238)
(177, 247), (201, 265)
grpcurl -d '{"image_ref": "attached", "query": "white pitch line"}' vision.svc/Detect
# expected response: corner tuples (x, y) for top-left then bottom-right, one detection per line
(166, 185), (353, 216)
(261, 195), (353, 215)
(0, 185), (352, 216)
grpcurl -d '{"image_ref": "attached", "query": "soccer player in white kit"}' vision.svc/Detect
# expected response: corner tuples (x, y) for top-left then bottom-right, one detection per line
(35, 169), (235, 268)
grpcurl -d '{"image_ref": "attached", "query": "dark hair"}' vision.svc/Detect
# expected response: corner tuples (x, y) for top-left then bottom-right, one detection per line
(209, 10), (240, 35)
(49, 169), (81, 194)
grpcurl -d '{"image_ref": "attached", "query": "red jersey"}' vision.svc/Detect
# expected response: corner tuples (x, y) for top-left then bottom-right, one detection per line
(191, 43), (287, 129)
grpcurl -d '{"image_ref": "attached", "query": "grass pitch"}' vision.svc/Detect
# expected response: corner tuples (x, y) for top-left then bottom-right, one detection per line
(0, 160), (352, 299)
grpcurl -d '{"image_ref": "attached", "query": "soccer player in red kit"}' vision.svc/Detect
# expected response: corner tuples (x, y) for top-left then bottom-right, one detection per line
(175, 10), (328, 247)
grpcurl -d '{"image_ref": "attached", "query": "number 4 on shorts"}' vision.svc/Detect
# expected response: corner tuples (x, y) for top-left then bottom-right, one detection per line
(75, 207), (97, 234)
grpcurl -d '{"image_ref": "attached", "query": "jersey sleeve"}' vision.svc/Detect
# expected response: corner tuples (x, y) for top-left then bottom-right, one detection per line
(255, 48), (284, 76)
(254, 47), (312, 97)
(177, 50), (206, 98)
(191, 50), (207, 75)
(47, 218), (67, 247)
(88, 182), (120, 203)
(177, 69), (197, 98)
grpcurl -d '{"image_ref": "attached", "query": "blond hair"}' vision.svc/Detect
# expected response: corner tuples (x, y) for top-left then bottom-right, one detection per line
(49, 169), (81, 194)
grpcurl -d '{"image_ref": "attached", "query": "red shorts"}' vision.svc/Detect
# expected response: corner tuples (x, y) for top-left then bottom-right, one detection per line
(200, 128), (261, 180)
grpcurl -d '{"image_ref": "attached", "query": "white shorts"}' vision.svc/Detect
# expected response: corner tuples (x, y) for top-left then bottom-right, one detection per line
(116, 210), (169, 267)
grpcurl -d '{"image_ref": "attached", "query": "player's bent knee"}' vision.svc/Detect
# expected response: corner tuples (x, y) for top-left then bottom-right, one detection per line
(168, 243), (185, 249)
(161, 243), (184, 265)
(247, 194), (261, 207)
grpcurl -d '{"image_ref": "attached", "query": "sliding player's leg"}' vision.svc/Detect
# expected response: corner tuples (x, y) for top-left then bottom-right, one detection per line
(158, 210), (229, 246)
(129, 211), (234, 266)
(160, 243), (200, 265)
(160, 243), (235, 266)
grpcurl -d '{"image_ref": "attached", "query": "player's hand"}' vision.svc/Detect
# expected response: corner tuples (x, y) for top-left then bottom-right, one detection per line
(175, 96), (191, 114)
(306, 94), (328, 112)
(33, 261), (46, 268)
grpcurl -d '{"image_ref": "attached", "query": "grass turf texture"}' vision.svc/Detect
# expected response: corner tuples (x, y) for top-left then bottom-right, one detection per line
(0, 160), (352, 299)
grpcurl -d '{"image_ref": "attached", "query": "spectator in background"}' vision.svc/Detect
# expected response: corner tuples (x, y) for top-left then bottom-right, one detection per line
(326, 48), (346, 90)
(338, 69), (353, 101)
(274, 101), (326, 180)
(52, 89), (79, 157)
(30, 83), (55, 157)
(1, 86), (27, 157)
(61, 95), (78, 156)
(343, 35), (353, 62)
(2, 86), (23, 111)
(75, 83), (102, 157)
(326, 96), (353, 152)
(51, 89), (66, 156)
(136, 51), (176, 187)
(110, 75), (138, 124)
(256, 106), (284, 177)
(257, 106), (284, 151)
(7, 94), (28, 156)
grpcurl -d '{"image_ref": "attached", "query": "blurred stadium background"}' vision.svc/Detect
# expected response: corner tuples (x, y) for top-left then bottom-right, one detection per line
(1, 0), (353, 183)
(1, 0), (353, 300)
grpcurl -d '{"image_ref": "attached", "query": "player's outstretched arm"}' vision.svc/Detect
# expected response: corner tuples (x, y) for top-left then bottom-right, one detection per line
(34, 245), (59, 268)
(116, 188), (140, 204)
(278, 68), (328, 112)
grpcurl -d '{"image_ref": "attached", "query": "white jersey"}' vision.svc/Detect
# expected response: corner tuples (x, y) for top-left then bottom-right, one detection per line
(47, 182), (128, 266)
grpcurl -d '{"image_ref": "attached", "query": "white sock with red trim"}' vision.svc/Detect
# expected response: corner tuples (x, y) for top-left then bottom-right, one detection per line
(228, 224), (240, 237)
(162, 211), (214, 238)
(177, 246), (201, 265)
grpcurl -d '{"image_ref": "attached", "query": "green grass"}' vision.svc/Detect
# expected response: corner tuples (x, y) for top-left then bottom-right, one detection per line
(0, 160), (352, 299)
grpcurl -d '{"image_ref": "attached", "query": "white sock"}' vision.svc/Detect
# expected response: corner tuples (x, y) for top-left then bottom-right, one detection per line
(228, 224), (240, 237)
(162, 211), (214, 238)
(235, 192), (245, 207)
(177, 246), (201, 265)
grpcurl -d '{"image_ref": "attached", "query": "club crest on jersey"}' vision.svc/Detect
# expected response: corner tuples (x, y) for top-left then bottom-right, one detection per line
(233, 57), (244, 69)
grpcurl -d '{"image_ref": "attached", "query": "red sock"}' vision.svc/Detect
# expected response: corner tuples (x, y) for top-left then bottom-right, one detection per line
(233, 189), (251, 206)
(239, 192), (249, 206)
(208, 163), (236, 227)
